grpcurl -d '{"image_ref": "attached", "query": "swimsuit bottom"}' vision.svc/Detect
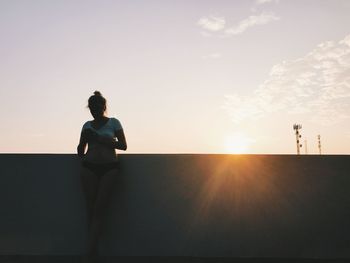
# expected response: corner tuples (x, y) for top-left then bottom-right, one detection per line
(82, 161), (119, 177)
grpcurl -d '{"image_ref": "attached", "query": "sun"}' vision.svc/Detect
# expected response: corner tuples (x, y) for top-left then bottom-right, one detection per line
(224, 133), (254, 154)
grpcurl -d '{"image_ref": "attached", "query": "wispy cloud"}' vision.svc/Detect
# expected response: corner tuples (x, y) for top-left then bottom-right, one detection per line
(198, 12), (280, 37)
(225, 12), (280, 35)
(197, 16), (226, 32)
(251, 0), (280, 13)
(223, 34), (350, 125)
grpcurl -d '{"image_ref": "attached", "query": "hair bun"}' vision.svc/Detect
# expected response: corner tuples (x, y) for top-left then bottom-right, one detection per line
(94, 91), (102, 96)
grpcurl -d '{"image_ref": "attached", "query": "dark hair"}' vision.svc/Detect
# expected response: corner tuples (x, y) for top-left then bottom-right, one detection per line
(87, 91), (107, 110)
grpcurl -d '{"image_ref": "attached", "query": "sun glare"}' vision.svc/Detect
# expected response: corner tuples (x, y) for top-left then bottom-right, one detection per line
(224, 133), (254, 154)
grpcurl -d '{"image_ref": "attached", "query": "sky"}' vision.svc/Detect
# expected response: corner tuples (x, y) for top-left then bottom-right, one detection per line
(0, 0), (349, 154)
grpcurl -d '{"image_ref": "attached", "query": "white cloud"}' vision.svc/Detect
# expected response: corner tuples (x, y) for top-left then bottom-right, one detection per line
(223, 34), (350, 125)
(252, 0), (280, 13)
(198, 12), (280, 37)
(197, 16), (226, 31)
(225, 12), (280, 35)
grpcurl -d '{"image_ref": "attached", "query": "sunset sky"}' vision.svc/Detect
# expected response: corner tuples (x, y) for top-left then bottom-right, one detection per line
(1, 0), (349, 154)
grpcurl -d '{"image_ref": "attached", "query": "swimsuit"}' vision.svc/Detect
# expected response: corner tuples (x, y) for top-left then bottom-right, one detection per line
(80, 117), (123, 177)
(82, 161), (119, 177)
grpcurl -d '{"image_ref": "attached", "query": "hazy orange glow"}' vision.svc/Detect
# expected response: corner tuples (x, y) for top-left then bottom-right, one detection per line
(188, 155), (285, 229)
(224, 133), (254, 154)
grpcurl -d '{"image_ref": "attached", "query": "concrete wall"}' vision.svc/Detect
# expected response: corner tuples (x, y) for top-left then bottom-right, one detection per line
(0, 154), (349, 258)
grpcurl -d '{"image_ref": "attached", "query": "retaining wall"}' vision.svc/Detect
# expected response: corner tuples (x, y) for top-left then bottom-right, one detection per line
(0, 154), (349, 258)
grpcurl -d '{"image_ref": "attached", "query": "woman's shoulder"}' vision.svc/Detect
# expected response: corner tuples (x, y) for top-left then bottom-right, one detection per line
(109, 117), (120, 122)
(109, 117), (123, 130)
(82, 120), (92, 129)
(108, 116), (117, 121)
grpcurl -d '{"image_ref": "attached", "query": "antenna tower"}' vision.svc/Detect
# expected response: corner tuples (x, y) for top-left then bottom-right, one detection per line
(293, 124), (302, 155)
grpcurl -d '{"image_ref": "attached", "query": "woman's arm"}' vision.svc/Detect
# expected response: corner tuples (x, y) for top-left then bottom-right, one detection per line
(97, 129), (127, 151)
(77, 130), (88, 157)
(114, 129), (127, 150)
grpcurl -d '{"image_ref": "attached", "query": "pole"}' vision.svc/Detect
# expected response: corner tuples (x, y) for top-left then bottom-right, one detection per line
(318, 135), (321, 155)
(293, 124), (302, 155)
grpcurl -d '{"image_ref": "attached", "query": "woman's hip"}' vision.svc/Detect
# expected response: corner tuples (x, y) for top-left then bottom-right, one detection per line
(82, 161), (119, 177)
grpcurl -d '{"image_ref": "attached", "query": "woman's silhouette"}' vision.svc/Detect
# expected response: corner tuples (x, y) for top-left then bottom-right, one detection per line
(77, 91), (127, 263)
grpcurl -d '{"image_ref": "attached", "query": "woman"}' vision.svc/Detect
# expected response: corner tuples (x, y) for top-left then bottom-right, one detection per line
(77, 91), (127, 263)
